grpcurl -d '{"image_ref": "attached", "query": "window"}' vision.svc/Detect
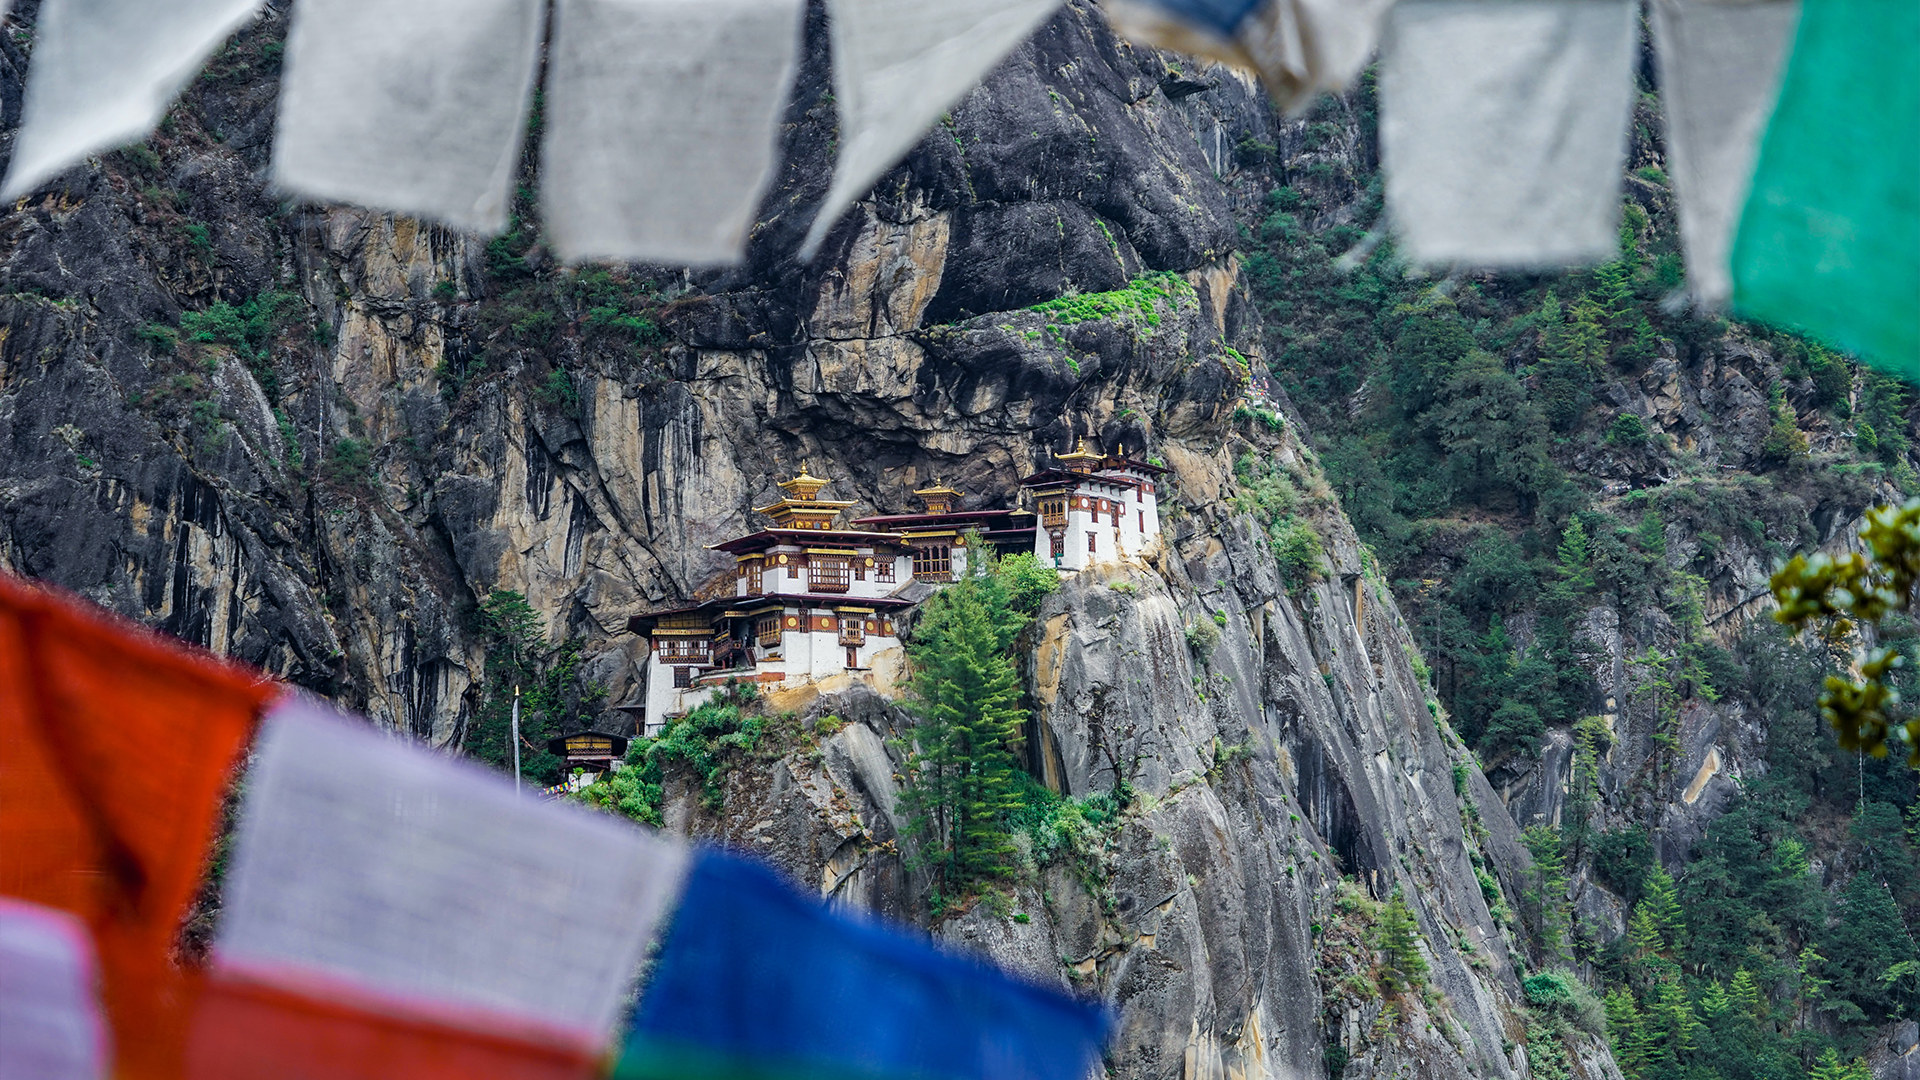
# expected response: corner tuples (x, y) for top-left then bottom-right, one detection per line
(1138, 510), (1144, 532)
(913, 545), (952, 581)
(1050, 531), (1065, 560)
(845, 647), (859, 669)
(755, 614), (780, 645)
(811, 556), (850, 592)
(875, 558), (896, 583)
(673, 666), (692, 688)
(1039, 497), (1066, 527)
(657, 637), (709, 663)
(1088, 534), (1097, 554)
(746, 560), (762, 595)
(854, 558), (866, 581)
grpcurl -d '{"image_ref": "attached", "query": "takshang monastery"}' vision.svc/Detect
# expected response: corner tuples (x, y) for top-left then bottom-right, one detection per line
(618, 440), (1167, 738)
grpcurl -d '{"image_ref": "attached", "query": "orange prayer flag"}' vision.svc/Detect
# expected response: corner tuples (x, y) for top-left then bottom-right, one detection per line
(0, 572), (278, 1080)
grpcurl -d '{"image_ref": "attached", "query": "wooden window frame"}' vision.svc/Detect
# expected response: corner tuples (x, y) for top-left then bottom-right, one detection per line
(912, 545), (952, 581)
(811, 556), (851, 593)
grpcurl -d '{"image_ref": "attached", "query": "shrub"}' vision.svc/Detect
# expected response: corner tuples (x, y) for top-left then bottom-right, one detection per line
(1185, 619), (1220, 661)
(1606, 412), (1650, 446)
(994, 553), (1060, 614)
(324, 437), (373, 482)
(1272, 518), (1325, 588)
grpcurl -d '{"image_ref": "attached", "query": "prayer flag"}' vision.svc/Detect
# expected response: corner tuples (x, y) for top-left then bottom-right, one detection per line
(1650, 0), (1801, 308)
(1103, 0), (1393, 114)
(0, 572), (276, 1080)
(619, 850), (1112, 1080)
(1379, 0), (1638, 268)
(188, 697), (692, 1080)
(0, 898), (108, 1080)
(541, 0), (804, 265)
(0, 0), (263, 200)
(799, 0), (1062, 260)
(1731, 0), (1920, 375)
(272, 0), (543, 235)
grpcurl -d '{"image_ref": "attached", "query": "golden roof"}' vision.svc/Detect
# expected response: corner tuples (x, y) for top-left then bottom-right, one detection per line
(776, 463), (832, 501)
(755, 465), (855, 521)
(1056, 437), (1103, 470)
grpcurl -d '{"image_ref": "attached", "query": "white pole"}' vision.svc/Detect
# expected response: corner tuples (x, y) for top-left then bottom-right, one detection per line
(512, 685), (523, 798)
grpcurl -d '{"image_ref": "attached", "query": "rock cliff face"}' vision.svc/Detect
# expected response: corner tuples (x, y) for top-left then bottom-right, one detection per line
(0, 3), (1612, 1076)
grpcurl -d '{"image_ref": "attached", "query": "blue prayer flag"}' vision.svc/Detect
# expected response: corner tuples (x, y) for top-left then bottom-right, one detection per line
(618, 851), (1111, 1080)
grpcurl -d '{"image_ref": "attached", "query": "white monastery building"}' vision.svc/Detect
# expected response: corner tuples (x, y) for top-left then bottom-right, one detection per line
(620, 442), (1167, 735)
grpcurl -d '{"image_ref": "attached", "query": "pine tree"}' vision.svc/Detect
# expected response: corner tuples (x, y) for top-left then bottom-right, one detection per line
(1641, 866), (1687, 950)
(1606, 988), (1650, 1079)
(1373, 890), (1429, 995)
(1647, 977), (1702, 1063)
(1728, 968), (1766, 1026)
(1810, 1047), (1874, 1080)
(898, 567), (1029, 896)
(1521, 824), (1570, 959)
(1697, 979), (1730, 1021)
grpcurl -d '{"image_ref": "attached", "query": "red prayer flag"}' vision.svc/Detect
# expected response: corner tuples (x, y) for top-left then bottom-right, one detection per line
(0, 572), (278, 1080)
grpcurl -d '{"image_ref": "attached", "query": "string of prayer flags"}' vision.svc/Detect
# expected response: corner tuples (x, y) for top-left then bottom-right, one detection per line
(0, 0), (263, 200)
(0, 898), (108, 1080)
(619, 850), (1113, 1080)
(799, 0), (1063, 260)
(542, 0), (804, 266)
(272, 0), (544, 235)
(0, 572), (277, 1080)
(189, 697), (692, 1080)
(1731, 0), (1920, 376)
(1102, 0), (1393, 114)
(1378, 0), (1638, 268)
(1648, 0), (1802, 309)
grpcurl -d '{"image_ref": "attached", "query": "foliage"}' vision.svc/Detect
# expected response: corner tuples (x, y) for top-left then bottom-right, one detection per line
(1027, 272), (1193, 331)
(1371, 890), (1428, 995)
(570, 687), (763, 825)
(995, 552), (1061, 615)
(1771, 499), (1920, 765)
(323, 437), (373, 483)
(1185, 618), (1221, 661)
(465, 591), (606, 787)
(897, 559), (1032, 898)
(1521, 824), (1570, 960)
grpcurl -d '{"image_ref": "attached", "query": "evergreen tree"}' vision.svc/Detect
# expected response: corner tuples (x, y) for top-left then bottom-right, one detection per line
(1373, 890), (1429, 995)
(1809, 1048), (1873, 1080)
(465, 590), (601, 786)
(1727, 968), (1765, 1026)
(1821, 873), (1920, 1021)
(1522, 824), (1571, 959)
(1697, 980), (1730, 1021)
(1646, 977), (1703, 1064)
(1606, 988), (1650, 1079)
(1641, 866), (1687, 950)
(898, 566), (1029, 897)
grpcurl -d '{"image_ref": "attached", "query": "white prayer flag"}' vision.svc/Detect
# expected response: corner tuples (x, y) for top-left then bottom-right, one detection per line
(799, 0), (1062, 259)
(1651, 0), (1800, 307)
(0, 898), (107, 1080)
(542, 0), (804, 266)
(0, 0), (262, 200)
(1379, 0), (1638, 267)
(214, 698), (690, 1041)
(271, 0), (542, 235)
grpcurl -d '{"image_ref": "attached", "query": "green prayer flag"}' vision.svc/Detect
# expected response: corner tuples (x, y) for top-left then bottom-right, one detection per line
(1731, 0), (1920, 378)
